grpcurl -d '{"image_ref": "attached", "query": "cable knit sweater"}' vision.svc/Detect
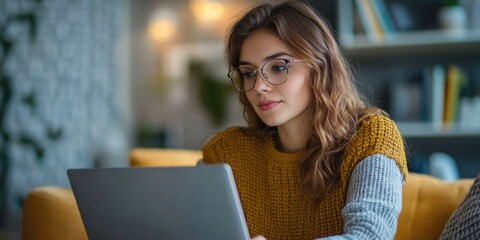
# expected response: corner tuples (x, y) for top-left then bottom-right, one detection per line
(202, 114), (408, 239)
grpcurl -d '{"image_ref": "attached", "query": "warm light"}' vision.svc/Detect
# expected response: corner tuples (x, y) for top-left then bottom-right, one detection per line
(190, 0), (225, 23)
(202, 2), (224, 21)
(148, 20), (176, 42)
(148, 9), (177, 43)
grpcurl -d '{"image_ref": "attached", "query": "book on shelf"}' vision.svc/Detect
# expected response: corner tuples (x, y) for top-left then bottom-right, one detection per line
(431, 65), (445, 130)
(354, 0), (385, 42)
(421, 67), (432, 122)
(370, 0), (396, 38)
(443, 65), (467, 125)
(352, 0), (400, 42)
(389, 79), (422, 122)
(390, 64), (473, 132)
(352, 6), (365, 35)
(382, 0), (415, 31)
(426, 65), (469, 130)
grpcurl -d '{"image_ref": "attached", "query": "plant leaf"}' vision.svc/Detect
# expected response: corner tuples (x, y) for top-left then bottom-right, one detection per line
(13, 13), (37, 41)
(46, 127), (63, 141)
(0, 75), (13, 122)
(0, 38), (13, 66)
(18, 135), (44, 161)
(22, 92), (37, 112)
(0, 149), (9, 180)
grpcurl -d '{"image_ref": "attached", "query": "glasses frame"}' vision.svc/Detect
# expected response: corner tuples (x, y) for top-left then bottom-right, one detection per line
(227, 58), (305, 92)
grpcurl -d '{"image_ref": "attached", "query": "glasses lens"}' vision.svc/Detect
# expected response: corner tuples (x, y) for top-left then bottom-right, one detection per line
(263, 59), (288, 85)
(229, 67), (255, 91)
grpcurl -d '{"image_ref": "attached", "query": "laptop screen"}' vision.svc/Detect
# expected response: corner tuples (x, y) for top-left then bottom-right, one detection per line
(68, 164), (250, 240)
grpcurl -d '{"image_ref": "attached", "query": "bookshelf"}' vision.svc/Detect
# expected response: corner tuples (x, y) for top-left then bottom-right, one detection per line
(335, 0), (480, 177)
(396, 122), (480, 138)
(338, 0), (480, 56)
(342, 29), (480, 57)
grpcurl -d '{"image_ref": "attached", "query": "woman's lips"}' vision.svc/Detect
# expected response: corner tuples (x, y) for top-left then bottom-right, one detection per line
(258, 100), (281, 111)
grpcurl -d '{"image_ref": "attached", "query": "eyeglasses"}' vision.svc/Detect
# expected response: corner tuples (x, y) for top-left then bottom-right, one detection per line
(227, 59), (305, 92)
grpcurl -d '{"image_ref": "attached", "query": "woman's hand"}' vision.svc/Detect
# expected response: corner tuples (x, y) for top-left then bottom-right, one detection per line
(251, 236), (267, 240)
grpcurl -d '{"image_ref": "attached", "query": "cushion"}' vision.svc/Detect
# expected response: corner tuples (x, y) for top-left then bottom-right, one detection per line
(396, 173), (473, 240)
(129, 148), (202, 167)
(22, 186), (87, 240)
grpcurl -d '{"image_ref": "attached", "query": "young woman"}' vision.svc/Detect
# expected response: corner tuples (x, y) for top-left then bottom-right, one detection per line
(202, 1), (408, 239)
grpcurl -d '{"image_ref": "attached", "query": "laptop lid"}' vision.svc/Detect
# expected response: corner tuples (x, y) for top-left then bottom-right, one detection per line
(67, 164), (250, 240)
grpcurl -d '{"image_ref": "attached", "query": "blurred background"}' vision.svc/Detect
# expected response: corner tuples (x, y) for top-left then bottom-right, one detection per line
(0, 0), (479, 238)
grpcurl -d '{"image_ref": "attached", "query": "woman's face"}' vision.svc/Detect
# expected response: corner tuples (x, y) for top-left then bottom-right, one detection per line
(239, 29), (312, 129)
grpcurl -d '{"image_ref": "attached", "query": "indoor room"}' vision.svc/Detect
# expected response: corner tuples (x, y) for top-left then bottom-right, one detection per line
(1, 0), (479, 239)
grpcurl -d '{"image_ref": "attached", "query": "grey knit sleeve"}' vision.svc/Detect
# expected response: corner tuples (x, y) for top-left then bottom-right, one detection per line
(318, 154), (404, 240)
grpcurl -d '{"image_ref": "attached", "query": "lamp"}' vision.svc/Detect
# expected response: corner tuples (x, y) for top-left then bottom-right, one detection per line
(148, 8), (178, 43)
(190, 0), (225, 25)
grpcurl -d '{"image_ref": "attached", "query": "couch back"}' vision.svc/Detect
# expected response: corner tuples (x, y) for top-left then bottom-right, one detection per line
(130, 148), (202, 167)
(397, 173), (473, 240)
(23, 148), (473, 240)
(130, 148), (473, 240)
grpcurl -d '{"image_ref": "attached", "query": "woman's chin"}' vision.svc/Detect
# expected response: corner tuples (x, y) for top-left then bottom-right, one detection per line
(259, 118), (282, 127)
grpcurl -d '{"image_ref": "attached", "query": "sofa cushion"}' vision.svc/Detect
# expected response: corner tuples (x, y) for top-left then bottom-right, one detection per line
(22, 186), (87, 240)
(396, 173), (474, 240)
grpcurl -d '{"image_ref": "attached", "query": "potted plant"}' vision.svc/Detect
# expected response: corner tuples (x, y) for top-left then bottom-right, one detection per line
(438, 0), (467, 34)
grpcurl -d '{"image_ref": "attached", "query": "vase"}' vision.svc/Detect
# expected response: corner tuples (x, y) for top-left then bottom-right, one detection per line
(438, 5), (467, 34)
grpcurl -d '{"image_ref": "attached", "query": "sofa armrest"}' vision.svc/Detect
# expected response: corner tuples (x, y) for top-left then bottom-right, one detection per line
(396, 173), (474, 240)
(22, 186), (87, 240)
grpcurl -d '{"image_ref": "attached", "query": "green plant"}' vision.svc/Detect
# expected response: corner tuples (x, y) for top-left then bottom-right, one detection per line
(444, 0), (460, 6)
(190, 61), (233, 126)
(0, 0), (62, 225)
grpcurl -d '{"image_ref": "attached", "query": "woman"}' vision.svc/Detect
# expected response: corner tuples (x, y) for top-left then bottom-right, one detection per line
(202, 1), (408, 239)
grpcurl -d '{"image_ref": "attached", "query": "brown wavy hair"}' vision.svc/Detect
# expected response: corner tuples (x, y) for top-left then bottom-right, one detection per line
(225, 0), (382, 201)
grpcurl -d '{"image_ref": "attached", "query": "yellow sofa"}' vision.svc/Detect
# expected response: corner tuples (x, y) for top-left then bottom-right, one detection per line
(22, 148), (473, 240)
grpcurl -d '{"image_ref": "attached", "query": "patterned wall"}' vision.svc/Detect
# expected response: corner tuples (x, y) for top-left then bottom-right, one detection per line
(0, 0), (130, 220)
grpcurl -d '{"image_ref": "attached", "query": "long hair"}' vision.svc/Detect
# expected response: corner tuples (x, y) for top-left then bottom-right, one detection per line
(225, 0), (382, 201)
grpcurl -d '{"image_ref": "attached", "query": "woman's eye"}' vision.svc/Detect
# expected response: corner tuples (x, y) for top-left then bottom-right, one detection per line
(271, 65), (287, 72)
(242, 71), (256, 80)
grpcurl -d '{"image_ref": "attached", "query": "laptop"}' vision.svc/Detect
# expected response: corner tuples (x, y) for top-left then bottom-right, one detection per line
(67, 164), (250, 240)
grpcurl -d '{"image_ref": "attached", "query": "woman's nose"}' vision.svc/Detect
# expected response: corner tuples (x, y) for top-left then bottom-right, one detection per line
(253, 71), (271, 93)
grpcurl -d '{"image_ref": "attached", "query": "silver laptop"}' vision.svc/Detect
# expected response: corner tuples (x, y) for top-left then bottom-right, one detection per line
(67, 164), (250, 240)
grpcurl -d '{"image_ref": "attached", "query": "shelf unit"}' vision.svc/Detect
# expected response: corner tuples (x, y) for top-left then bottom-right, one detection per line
(336, 0), (480, 177)
(342, 29), (480, 57)
(337, 0), (480, 137)
(338, 0), (480, 56)
(339, 2), (478, 42)
(396, 122), (480, 138)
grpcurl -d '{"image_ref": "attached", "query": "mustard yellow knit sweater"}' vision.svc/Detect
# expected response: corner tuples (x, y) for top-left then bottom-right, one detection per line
(202, 114), (408, 239)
